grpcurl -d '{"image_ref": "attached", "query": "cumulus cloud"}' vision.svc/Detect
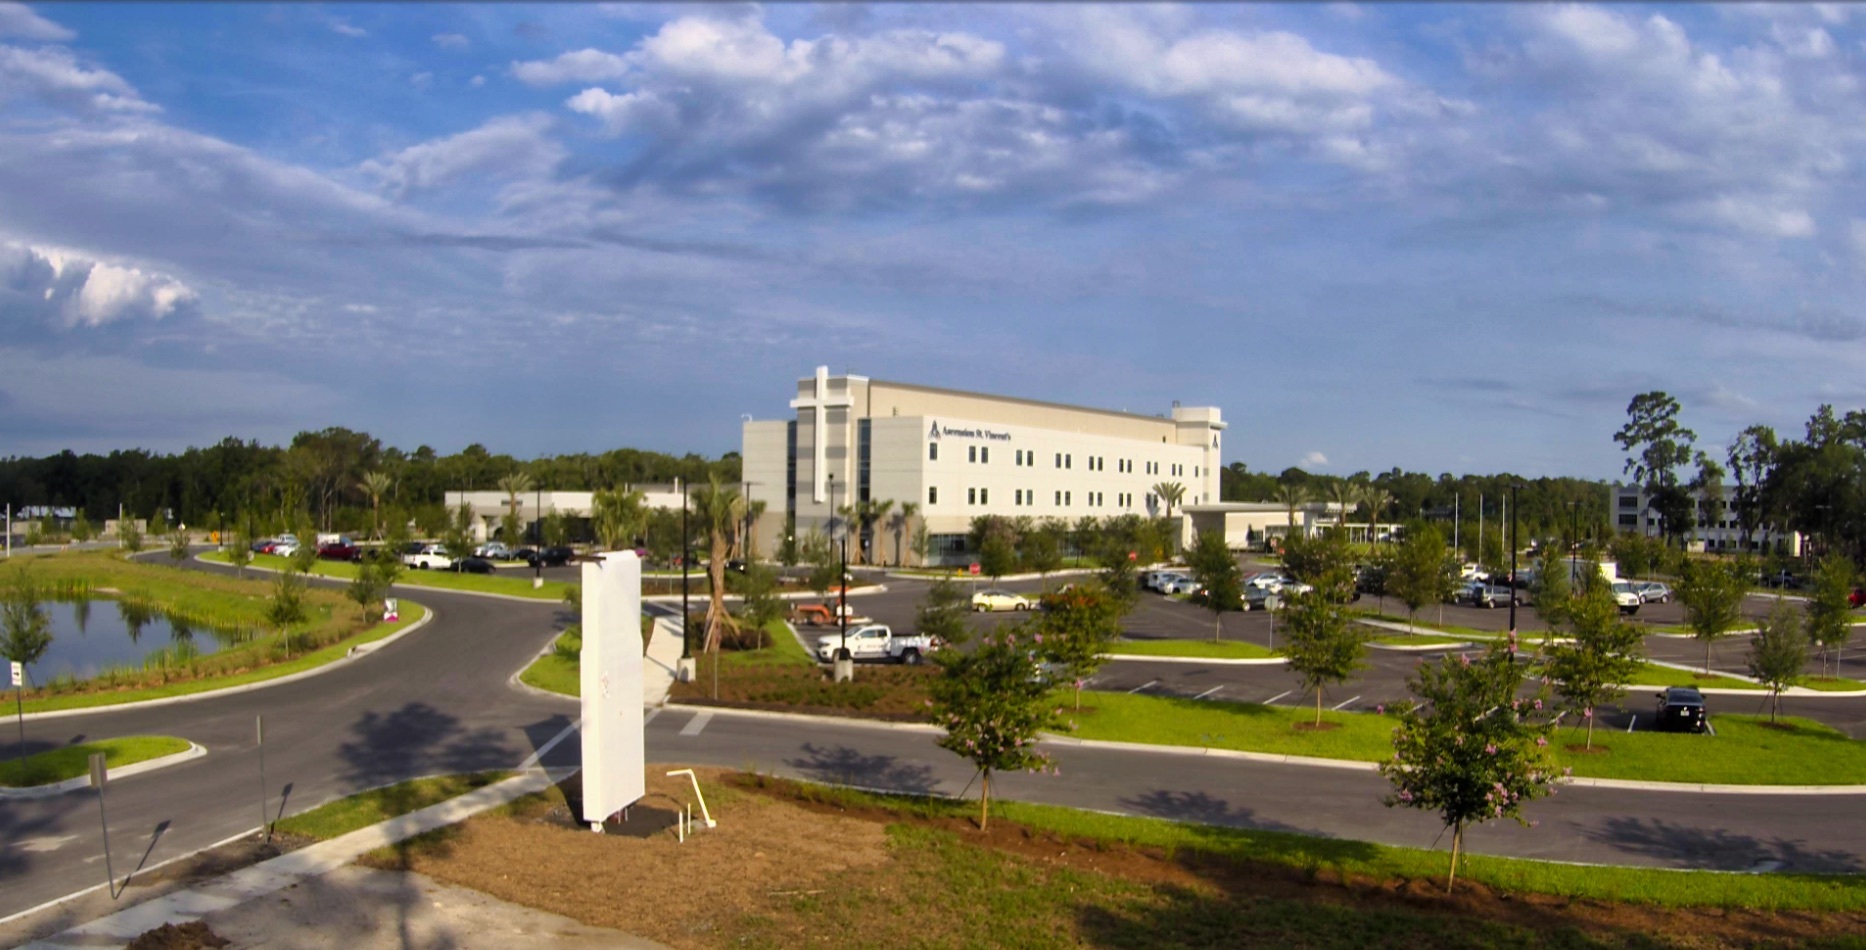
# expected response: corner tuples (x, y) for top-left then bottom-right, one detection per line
(1300, 451), (1329, 467)
(0, 2), (73, 40)
(432, 32), (469, 50)
(0, 44), (159, 114)
(329, 19), (366, 39)
(512, 48), (631, 86)
(0, 242), (197, 327)
(358, 113), (564, 199)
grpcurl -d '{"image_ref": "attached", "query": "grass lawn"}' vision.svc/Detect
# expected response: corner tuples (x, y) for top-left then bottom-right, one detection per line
(521, 618), (809, 700)
(1355, 613), (1504, 639)
(202, 551), (569, 600)
(519, 639), (580, 697)
(18, 602), (427, 715)
(724, 618), (814, 668)
(1804, 676), (1866, 692)
(0, 736), (191, 787)
(1106, 639), (1279, 660)
(1066, 692), (1866, 786)
(1619, 663), (1762, 691)
(274, 771), (510, 839)
(1367, 633), (1473, 647)
(756, 775), (1866, 914)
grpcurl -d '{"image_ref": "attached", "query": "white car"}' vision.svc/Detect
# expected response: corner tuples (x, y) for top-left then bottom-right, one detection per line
(1610, 581), (1642, 615)
(403, 544), (454, 571)
(475, 542), (515, 560)
(814, 624), (941, 664)
(271, 541), (301, 558)
(1243, 572), (1290, 592)
(1158, 573), (1201, 595)
(970, 589), (1033, 612)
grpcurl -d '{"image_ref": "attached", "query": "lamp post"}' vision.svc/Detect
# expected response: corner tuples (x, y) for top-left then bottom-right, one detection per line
(828, 474), (849, 662)
(1508, 483), (1519, 656)
(679, 477), (691, 661)
(533, 485), (543, 589)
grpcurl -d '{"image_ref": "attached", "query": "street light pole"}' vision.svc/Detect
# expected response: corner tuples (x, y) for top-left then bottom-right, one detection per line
(679, 477), (691, 660)
(829, 474), (848, 661)
(1509, 483), (1519, 657)
(534, 485), (542, 588)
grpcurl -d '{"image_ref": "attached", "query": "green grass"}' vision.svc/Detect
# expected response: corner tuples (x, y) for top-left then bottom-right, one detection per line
(1105, 639), (1279, 660)
(202, 550), (569, 600)
(723, 618), (814, 668)
(1621, 663), (1762, 690)
(1066, 691), (1866, 786)
(759, 775), (1866, 913)
(274, 771), (511, 839)
(1368, 633), (1473, 647)
(1355, 613), (1506, 639)
(0, 736), (192, 787)
(519, 647), (580, 697)
(18, 602), (427, 714)
(1804, 676), (1866, 692)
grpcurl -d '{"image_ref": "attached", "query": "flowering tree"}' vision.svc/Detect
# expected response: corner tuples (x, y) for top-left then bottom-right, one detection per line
(1035, 581), (1129, 711)
(1541, 565), (1644, 749)
(929, 624), (1057, 831)
(1379, 643), (1561, 891)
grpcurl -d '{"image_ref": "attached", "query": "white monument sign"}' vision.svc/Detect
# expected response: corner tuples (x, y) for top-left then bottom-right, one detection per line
(579, 551), (646, 830)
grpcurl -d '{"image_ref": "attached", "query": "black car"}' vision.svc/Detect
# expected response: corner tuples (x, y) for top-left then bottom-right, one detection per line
(524, 546), (576, 568)
(454, 556), (496, 574)
(1654, 687), (1708, 733)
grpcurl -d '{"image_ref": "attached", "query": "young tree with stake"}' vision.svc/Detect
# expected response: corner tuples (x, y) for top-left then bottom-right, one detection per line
(1541, 564), (1644, 750)
(1676, 558), (1749, 674)
(1748, 601), (1809, 723)
(1035, 581), (1128, 711)
(1184, 529), (1242, 642)
(928, 624), (1057, 831)
(1805, 554), (1858, 679)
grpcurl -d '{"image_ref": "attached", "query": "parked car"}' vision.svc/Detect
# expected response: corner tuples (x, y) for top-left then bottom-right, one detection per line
(1654, 687), (1708, 733)
(1851, 586), (1866, 609)
(317, 538), (363, 562)
(403, 544), (453, 570)
(1635, 581), (1673, 604)
(1243, 572), (1291, 592)
(1157, 573), (1201, 595)
(1610, 582), (1643, 615)
(813, 623), (942, 664)
(271, 541), (301, 558)
(1456, 580), (1520, 609)
(474, 542), (515, 560)
(454, 556), (496, 574)
(1244, 581), (1309, 610)
(970, 589), (1033, 612)
(524, 545), (576, 568)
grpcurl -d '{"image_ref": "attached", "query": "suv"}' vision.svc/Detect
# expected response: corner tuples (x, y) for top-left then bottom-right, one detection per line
(1654, 687), (1708, 733)
(1635, 581), (1672, 604)
(1610, 581), (1642, 616)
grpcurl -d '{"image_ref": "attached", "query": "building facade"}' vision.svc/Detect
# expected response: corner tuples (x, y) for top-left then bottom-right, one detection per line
(1611, 483), (1803, 555)
(742, 367), (1225, 565)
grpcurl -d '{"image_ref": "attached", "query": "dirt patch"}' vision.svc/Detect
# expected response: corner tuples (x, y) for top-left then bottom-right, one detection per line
(367, 769), (888, 947)
(127, 920), (229, 949)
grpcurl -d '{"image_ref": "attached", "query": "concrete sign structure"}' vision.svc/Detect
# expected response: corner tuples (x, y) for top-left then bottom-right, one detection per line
(579, 551), (645, 830)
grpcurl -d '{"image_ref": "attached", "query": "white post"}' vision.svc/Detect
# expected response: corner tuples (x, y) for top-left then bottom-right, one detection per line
(4, 504), (9, 558)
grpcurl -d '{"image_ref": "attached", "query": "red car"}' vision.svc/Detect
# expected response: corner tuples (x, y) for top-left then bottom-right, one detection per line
(1850, 587), (1865, 609)
(317, 539), (364, 562)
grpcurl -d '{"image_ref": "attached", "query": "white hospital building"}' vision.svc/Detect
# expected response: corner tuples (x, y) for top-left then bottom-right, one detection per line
(741, 368), (1225, 566)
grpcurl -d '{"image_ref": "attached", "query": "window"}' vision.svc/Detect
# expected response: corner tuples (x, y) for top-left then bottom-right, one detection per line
(980, 488), (989, 504)
(1066, 454), (1073, 469)
(929, 443), (938, 461)
(929, 486), (938, 504)
(1065, 491), (1072, 506)
(1619, 514), (1637, 526)
(1054, 490), (1062, 505)
(1055, 452), (1062, 468)
(981, 447), (989, 464)
(968, 488), (977, 505)
(1015, 449), (1023, 465)
(1619, 495), (1638, 508)
(968, 445), (977, 463)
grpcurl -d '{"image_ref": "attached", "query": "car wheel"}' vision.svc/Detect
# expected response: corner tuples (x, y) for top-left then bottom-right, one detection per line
(902, 649), (922, 665)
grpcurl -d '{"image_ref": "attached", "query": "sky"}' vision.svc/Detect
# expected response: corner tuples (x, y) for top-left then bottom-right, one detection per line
(1, 2), (1863, 480)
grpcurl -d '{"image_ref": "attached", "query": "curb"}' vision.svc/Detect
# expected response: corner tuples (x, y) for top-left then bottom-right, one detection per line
(193, 554), (565, 604)
(0, 742), (207, 800)
(1368, 641), (1474, 652)
(1103, 653), (1284, 666)
(1040, 734), (1380, 772)
(17, 609), (434, 723)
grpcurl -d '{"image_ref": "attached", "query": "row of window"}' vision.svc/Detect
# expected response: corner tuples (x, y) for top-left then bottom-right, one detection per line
(934, 486), (1158, 508)
(931, 442), (1198, 478)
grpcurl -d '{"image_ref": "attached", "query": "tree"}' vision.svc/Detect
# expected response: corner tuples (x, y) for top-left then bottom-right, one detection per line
(1613, 392), (1697, 547)
(1279, 537), (1364, 725)
(1676, 557), (1749, 674)
(1275, 483), (1311, 539)
(889, 502), (920, 568)
(1388, 524), (1455, 633)
(860, 498), (893, 566)
(978, 532), (1017, 580)
(345, 559), (388, 622)
(497, 471), (536, 544)
(227, 528), (254, 579)
(800, 530), (839, 598)
(358, 470), (393, 540)
(1, 576), (52, 678)
(1358, 485), (1392, 547)
(1805, 553), (1858, 678)
(1152, 481), (1187, 520)
(167, 525), (190, 565)
(265, 568), (309, 657)
(1327, 479), (1358, 532)
(1379, 644), (1560, 891)
(1748, 600), (1808, 723)
(916, 577), (973, 650)
(1528, 551), (1573, 630)
(1689, 453), (1727, 552)
(1541, 566), (1644, 749)
(1022, 522), (1064, 582)
(929, 624), (1056, 831)
(592, 487), (646, 551)
(1727, 425), (1778, 552)
(1184, 529), (1242, 642)
(690, 476), (742, 654)
(441, 503), (476, 572)
(120, 518), (145, 553)
(1035, 581), (1128, 711)
(734, 563), (785, 634)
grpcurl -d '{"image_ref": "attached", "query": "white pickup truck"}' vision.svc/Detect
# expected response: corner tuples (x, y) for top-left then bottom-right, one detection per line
(815, 624), (941, 665)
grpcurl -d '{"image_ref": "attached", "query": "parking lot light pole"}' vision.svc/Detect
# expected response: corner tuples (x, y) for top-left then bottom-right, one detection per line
(1508, 483), (1519, 657)
(680, 477), (691, 660)
(828, 474), (848, 660)
(534, 486), (543, 588)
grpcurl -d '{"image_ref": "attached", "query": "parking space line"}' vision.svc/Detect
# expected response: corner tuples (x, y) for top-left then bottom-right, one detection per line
(1192, 686), (1224, 700)
(1128, 680), (1159, 694)
(1627, 715), (1637, 733)
(679, 710), (714, 736)
(644, 708), (661, 726)
(1264, 690), (1291, 705)
(1330, 695), (1361, 711)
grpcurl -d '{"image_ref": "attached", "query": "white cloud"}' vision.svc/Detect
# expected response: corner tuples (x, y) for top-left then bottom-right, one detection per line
(432, 32), (470, 51)
(470, 75), (485, 88)
(1300, 451), (1329, 467)
(1698, 196), (1815, 238)
(0, 241), (196, 327)
(0, 2), (72, 40)
(358, 113), (564, 198)
(329, 19), (366, 39)
(410, 71), (433, 90)
(512, 48), (631, 86)
(0, 44), (159, 114)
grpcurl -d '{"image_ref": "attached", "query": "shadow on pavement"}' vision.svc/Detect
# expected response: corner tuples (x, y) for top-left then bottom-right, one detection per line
(1116, 788), (1311, 836)
(785, 742), (939, 794)
(1581, 816), (1864, 873)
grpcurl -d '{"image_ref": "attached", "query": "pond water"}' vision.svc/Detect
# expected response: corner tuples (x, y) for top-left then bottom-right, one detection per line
(15, 599), (238, 686)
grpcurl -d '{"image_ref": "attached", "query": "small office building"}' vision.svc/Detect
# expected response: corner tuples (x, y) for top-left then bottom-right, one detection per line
(1611, 483), (1803, 555)
(741, 367), (1226, 566)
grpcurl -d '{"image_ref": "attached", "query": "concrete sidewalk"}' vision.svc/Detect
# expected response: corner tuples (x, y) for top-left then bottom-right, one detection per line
(17, 768), (670, 949)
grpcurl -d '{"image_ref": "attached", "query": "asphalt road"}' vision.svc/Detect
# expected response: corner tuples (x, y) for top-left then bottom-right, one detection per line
(4, 559), (1866, 927)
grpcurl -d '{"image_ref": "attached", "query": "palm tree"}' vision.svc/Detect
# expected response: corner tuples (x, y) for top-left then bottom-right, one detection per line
(1152, 482), (1187, 520)
(864, 499), (894, 566)
(592, 487), (646, 550)
(1359, 485), (1393, 547)
(690, 476), (742, 653)
(496, 471), (536, 544)
(739, 499), (768, 560)
(890, 501), (920, 567)
(1327, 479), (1359, 533)
(1275, 483), (1311, 534)
(358, 470), (393, 540)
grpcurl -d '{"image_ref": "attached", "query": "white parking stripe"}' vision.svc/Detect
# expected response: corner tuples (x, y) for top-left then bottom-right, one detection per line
(1128, 680), (1159, 694)
(644, 707), (661, 726)
(679, 711), (714, 736)
(1264, 690), (1292, 705)
(1330, 695), (1361, 711)
(1192, 686), (1224, 700)
(1627, 715), (1637, 733)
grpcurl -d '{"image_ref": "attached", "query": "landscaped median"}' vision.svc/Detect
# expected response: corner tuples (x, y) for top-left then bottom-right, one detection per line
(0, 736), (192, 789)
(200, 550), (569, 600)
(1104, 638), (1279, 660)
(1062, 691), (1866, 786)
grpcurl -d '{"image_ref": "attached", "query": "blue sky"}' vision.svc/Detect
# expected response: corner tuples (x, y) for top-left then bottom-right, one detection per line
(2, 3), (1862, 479)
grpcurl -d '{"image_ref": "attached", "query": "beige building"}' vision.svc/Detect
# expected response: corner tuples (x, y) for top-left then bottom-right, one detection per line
(1181, 501), (1390, 551)
(741, 367), (1225, 565)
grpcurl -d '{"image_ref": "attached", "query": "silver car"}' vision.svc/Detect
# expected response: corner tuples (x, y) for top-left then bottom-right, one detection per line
(1635, 581), (1672, 604)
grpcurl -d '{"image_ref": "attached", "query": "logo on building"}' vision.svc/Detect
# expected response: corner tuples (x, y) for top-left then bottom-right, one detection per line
(928, 420), (941, 440)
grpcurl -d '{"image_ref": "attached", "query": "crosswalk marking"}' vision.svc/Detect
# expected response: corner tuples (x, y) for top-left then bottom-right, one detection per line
(679, 711), (714, 736)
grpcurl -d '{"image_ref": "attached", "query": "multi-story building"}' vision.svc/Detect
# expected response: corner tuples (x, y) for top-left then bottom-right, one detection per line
(741, 367), (1225, 565)
(1611, 483), (1803, 555)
